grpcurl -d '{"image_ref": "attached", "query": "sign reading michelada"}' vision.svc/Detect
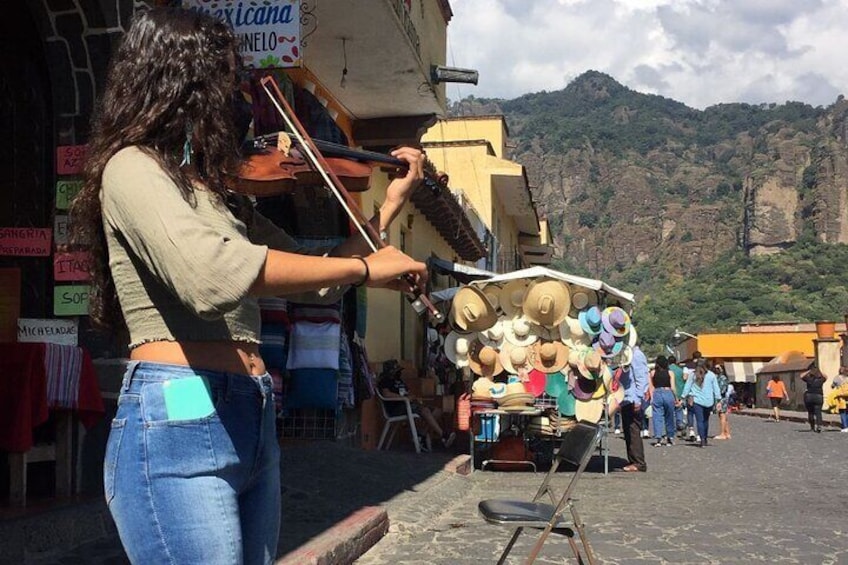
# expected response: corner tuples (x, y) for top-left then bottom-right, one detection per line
(182, 0), (301, 68)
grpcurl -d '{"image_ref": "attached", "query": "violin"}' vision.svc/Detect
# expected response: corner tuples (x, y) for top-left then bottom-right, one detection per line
(255, 74), (444, 321)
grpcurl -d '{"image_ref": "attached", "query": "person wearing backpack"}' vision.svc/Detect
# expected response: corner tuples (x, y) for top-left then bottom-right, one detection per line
(714, 362), (732, 440)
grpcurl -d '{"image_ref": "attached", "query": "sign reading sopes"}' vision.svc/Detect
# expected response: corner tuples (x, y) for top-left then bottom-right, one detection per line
(182, 0), (301, 68)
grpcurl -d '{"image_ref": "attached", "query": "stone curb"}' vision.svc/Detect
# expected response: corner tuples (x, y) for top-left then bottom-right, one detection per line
(735, 409), (841, 428)
(276, 506), (388, 565)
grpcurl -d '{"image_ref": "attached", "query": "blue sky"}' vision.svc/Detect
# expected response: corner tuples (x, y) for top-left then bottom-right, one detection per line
(446, 0), (848, 109)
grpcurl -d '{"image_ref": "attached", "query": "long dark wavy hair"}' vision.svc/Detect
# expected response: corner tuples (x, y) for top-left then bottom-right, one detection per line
(70, 7), (243, 329)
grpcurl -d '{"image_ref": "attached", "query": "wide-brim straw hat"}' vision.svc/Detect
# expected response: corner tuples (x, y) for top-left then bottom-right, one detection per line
(480, 283), (503, 315)
(559, 316), (593, 349)
(602, 306), (631, 338)
(575, 396), (604, 423)
(478, 320), (507, 348)
(523, 278), (571, 328)
(444, 331), (471, 367)
(569, 287), (598, 314)
(578, 306), (603, 336)
(499, 279), (529, 318)
(531, 340), (570, 374)
(504, 379), (528, 395)
(471, 377), (496, 399)
(574, 348), (604, 380)
(592, 365), (612, 399)
(503, 316), (540, 347)
(449, 285), (498, 332)
(628, 326), (639, 348)
(499, 341), (533, 375)
(467, 341), (504, 378)
(498, 392), (536, 409)
(609, 344), (633, 368)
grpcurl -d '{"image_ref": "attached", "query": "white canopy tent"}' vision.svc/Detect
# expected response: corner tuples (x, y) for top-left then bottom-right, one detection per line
(469, 266), (636, 305)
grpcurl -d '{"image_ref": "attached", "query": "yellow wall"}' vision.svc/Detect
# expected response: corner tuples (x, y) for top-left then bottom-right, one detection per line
(424, 143), (494, 227)
(422, 117), (508, 158)
(678, 332), (817, 360)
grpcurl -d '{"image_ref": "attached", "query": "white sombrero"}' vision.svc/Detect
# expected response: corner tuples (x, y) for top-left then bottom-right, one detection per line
(499, 341), (533, 375)
(530, 340), (570, 374)
(499, 279), (529, 318)
(444, 331), (471, 368)
(449, 285), (497, 332)
(559, 316), (593, 349)
(478, 320), (507, 348)
(523, 278), (571, 328)
(503, 316), (540, 347)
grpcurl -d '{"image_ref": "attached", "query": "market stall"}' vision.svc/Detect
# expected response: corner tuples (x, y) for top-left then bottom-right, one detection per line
(439, 267), (636, 470)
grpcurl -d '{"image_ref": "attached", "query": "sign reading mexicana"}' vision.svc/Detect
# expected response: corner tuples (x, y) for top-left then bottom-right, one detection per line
(182, 1), (301, 68)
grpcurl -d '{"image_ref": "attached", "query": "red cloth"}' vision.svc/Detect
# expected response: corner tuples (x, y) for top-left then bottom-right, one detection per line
(0, 342), (104, 452)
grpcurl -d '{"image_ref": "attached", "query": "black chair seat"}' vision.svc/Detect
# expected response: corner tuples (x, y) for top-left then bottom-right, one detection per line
(479, 499), (564, 526)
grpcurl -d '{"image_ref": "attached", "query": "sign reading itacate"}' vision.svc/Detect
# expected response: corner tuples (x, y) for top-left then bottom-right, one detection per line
(54, 251), (92, 282)
(0, 227), (52, 256)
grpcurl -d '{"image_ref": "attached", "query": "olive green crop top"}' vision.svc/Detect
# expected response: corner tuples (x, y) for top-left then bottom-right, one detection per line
(101, 146), (343, 349)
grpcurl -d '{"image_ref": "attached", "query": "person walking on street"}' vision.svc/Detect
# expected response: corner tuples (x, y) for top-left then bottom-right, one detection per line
(650, 355), (677, 446)
(800, 363), (827, 433)
(714, 363), (732, 440)
(829, 369), (848, 432)
(617, 344), (650, 472)
(668, 356), (686, 436)
(71, 8), (428, 564)
(681, 359), (721, 447)
(766, 375), (790, 421)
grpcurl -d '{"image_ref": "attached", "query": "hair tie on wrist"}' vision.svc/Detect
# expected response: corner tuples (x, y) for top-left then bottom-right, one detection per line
(352, 256), (369, 287)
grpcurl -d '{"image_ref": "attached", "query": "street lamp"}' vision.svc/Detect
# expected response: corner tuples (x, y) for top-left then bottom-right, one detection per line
(673, 329), (697, 340)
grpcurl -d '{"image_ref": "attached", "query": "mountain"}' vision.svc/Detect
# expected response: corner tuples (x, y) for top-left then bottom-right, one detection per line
(450, 71), (848, 350)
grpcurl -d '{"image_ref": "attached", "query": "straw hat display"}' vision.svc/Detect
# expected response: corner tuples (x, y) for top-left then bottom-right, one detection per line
(544, 372), (568, 397)
(559, 316), (592, 349)
(593, 330), (624, 359)
(471, 377), (497, 399)
(477, 320), (506, 348)
(480, 283), (503, 315)
(569, 287), (598, 317)
(449, 286), (497, 332)
(525, 369), (548, 397)
(574, 395), (605, 423)
(578, 305), (603, 336)
(601, 306), (631, 337)
(523, 278), (571, 328)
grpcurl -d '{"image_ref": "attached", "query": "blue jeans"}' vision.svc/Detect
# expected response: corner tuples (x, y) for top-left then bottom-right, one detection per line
(691, 403), (712, 443)
(686, 401), (695, 429)
(651, 389), (676, 439)
(674, 405), (685, 430)
(840, 409), (848, 430)
(105, 362), (280, 565)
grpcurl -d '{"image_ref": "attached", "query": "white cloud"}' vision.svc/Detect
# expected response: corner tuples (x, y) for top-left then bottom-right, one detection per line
(446, 0), (848, 109)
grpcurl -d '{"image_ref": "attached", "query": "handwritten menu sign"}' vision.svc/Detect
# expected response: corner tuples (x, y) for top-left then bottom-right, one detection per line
(54, 251), (92, 282)
(56, 145), (87, 175)
(0, 227), (52, 257)
(56, 180), (83, 210)
(53, 284), (90, 316)
(54, 215), (69, 245)
(17, 318), (79, 346)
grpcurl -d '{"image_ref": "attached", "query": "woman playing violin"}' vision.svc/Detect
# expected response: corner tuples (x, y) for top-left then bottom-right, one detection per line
(71, 7), (426, 565)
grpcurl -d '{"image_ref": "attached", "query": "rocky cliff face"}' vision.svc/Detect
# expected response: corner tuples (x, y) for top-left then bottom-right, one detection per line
(451, 74), (848, 287)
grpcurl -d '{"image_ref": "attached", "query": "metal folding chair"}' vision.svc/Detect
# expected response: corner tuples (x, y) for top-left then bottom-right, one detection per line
(478, 421), (605, 564)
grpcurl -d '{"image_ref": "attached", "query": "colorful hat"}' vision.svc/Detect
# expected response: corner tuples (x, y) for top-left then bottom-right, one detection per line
(499, 341), (533, 375)
(545, 371), (567, 397)
(523, 278), (571, 328)
(468, 342), (504, 378)
(525, 369), (548, 397)
(575, 348), (604, 380)
(569, 371), (600, 401)
(559, 316), (592, 349)
(503, 316), (540, 347)
(531, 340), (569, 374)
(499, 279), (529, 318)
(478, 320), (506, 348)
(578, 305), (603, 336)
(601, 307), (631, 338)
(556, 388), (577, 417)
(593, 330), (624, 359)
(444, 331), (471, 367)
(449, 285), (497, 332)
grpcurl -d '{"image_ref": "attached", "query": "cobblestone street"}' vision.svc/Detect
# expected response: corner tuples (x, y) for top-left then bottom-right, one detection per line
(358, 415), (848, 564)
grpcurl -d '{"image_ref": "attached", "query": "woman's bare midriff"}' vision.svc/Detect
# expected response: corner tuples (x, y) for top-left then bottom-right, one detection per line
(131, 341), (267, 376)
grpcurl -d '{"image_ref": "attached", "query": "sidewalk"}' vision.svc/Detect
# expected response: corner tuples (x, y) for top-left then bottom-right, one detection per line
(733, 406), (844, 427)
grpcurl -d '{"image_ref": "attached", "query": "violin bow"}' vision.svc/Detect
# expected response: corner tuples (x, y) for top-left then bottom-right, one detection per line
(258, 75), (443, 321)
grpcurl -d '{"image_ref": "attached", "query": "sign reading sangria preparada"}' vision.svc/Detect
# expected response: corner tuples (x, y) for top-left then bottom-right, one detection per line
(182, 0), (301, 68)
(0, 227), (52, 256)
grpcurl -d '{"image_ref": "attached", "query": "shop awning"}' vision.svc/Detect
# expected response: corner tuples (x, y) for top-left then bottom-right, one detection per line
(725, 360), (767, 383)
(428, 257), (496, 284)
(471, 266), (636, 304)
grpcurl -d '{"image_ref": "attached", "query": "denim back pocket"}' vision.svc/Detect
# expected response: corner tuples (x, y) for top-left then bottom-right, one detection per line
(103, 417), (126, 505)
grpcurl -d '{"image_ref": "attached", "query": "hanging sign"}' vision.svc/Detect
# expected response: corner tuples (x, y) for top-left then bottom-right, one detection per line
(0, 227), (52, 257)
(17, 318), (79, 346)
(54, 284), (90, 316)
(54, 251), (92, 282)
(182, 1), (301, 68)
(54, 215), (69, 245)
(57, 145), (88, 175)
(56, 180), (83, 210)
